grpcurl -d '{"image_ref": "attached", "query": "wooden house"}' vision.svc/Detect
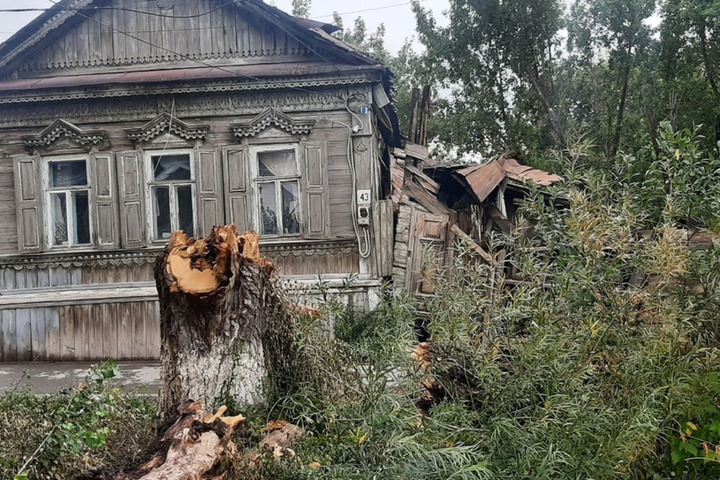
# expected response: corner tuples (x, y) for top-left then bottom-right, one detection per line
(0, 0), (399, 362)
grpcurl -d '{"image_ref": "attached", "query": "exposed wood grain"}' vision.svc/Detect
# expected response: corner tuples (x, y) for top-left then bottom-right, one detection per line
(15, 309), (32, 361)
(30, 308), (46, 361)
(117, 304), (133, 360)
(132, 302), (147, 359)
(89, 304), (104, 360)
(102, 303), (118, 359)
(59, 306), (76, 361)
(45, 308), (61, 360)
(2, 310), (16, 362)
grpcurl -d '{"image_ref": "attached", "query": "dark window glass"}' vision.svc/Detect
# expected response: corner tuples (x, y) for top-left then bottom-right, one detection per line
(154, 187), (171, 240)
(49, 160), (87, 187)
(258, 150), (296, 177)
(281, 181), (300, 234)
(73, 191), (91, 244)
(177, 185), (194, 238)
(259, 182), (278, 235)
(152, 154), (192, 181)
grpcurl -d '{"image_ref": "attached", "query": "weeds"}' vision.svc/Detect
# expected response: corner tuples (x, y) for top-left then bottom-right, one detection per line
(0, 362), (156, 480)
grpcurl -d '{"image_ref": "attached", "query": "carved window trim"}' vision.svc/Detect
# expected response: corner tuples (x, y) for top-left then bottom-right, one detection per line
(231, 108), (316, 139)
(125, 113), (210, 144)
(22, 119), (106, 149)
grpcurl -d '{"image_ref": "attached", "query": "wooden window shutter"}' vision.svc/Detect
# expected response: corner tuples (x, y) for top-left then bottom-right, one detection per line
(222, 146), (251, 233)
(117, 151), (146, 248)
(13, 156), (43, 253)
(302, 142), (328, 237)
(195, 148), (224, 237)
(91, 152), (119, 248)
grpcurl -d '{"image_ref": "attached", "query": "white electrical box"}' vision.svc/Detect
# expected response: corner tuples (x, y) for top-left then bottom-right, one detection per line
(358, 206), (371, 225)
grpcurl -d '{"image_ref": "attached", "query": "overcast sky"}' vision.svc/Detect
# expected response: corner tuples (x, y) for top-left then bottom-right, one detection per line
(0, 0), (450, 54)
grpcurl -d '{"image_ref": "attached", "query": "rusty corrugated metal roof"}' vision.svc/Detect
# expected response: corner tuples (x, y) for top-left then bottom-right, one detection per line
(448, 154), (563, 203)
(457, 160), (507, 202)
(503, 158), (563, 186)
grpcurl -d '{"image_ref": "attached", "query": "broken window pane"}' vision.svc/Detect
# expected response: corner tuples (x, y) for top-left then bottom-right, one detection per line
(152, 154), (191, 181)
(281, 181), (300, 234)
(154, 186), (171, 240)
(50, 192), (68, 246)
(72, 191), (90, 244)
(177, 185), (194, 238)
(49, 160), (87, 187)
(259, 182), (278, 235)
(258, 150), (296, 177)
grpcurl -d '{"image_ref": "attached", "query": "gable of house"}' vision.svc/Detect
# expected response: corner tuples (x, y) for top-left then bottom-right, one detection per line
(0, 0), (367, 80)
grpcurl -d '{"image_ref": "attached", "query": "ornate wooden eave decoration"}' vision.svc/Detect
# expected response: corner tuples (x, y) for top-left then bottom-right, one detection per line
(125, 113), (210, 143)
(232, 108), (316, 139)
(22, 119), (106, 149)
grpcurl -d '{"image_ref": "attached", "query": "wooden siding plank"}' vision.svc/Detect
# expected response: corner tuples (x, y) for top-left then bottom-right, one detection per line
(89, 304), (105, 360)
(59, 307), (76, 361)
(30, 308), (46, 361)
(132, 302), (147, 359)
(135, 0), (152, 61)
(49, 267), (70, 287)
(2, 310), (17, 362)
(87, 7), (103, 65)
(113, 3), (127, 63)
(102, 303), (118, 360)
(76, 14), (90, 67)
(146, 301), (160, 359)
(15, 309), (32, 361)
(117, 304), (133, 360)
(2, 269), (15, 290)
(36, 269), (50, 288)
(45, 308), (61, 361)
(98, 6), (114, 65)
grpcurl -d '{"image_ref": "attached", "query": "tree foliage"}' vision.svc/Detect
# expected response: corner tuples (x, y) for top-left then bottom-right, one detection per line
(407, 0), (720, 162)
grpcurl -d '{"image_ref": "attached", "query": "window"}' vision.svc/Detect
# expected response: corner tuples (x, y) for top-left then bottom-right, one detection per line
(146, 151), (196, 240)
(45, 158), (91, 248)
(253, 147), (301, 237)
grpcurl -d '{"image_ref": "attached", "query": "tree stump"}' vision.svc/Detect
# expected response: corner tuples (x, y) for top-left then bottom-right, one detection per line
(155, 226), (289, 416)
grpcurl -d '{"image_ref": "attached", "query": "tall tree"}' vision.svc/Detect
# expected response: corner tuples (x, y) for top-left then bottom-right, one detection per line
(292, 0), (311, 18)
(567, 0), (657, 158)
(662, 0), (720, 149)
(412, 0), (565, 155)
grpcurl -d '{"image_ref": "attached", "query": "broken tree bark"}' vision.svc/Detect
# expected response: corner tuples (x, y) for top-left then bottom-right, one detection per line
(124, 402), (245, 480)
(155, 226), (292, 417)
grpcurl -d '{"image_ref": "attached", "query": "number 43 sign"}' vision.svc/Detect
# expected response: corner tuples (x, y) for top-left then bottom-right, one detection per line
(357, 190), (371, 204)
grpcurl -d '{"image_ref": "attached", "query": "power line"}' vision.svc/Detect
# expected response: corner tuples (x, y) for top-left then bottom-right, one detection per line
(312, 0), (427, 20)
(0, 3), (235, 17)
(38, 0), (350, 97)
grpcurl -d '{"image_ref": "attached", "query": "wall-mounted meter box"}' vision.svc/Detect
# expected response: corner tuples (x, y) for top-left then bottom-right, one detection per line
(357, 190), (371, 225)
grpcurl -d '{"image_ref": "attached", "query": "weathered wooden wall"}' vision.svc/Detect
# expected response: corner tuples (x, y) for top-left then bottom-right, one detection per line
(0, 301), (159, 362)
(0, 98), (365, 254)
(8, 0), (317, 79)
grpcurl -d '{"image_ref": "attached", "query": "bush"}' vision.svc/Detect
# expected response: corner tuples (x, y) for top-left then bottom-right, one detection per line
(0, 362), (156, 480)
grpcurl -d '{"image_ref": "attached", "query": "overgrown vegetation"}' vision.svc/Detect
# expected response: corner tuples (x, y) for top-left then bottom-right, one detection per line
(0, 363), (156, 480)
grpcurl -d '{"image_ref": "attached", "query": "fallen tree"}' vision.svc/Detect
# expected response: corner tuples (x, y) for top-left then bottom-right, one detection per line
(154, 226), (297, 417)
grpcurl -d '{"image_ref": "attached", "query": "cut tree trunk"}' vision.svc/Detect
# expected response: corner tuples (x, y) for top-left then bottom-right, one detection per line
(155, 226), (291, 417)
